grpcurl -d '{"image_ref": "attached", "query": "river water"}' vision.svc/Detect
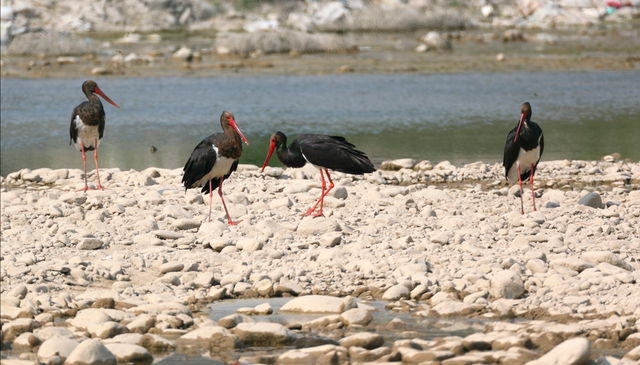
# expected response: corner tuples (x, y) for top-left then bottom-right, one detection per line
(1, 71), (639, 177)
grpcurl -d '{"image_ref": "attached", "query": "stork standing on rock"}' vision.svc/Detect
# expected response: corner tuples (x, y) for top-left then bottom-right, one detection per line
(261, 132), (375, 217)
(69, 80), (119, 192)
(503, 102), (544, 214)
(182, 111), (249, 224)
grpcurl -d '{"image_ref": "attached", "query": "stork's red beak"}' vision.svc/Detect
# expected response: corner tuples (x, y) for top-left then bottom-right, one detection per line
(261, 140), (276, 172)
(94, 87), (119, 108)
(230, 119), (249, 145)
(514, 113), (525, 143)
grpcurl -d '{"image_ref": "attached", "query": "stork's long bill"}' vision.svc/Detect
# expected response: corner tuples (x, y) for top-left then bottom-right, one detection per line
(514, 112), (525, 143)
(261, 138), (277, 172)
(94, 87), (120, 108)
(230, 119), (249, 146)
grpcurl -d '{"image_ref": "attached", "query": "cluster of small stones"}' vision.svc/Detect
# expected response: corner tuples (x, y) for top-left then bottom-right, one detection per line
(1, 157), (639, 365)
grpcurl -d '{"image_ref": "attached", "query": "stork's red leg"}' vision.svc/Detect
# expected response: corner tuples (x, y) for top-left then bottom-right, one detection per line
(518, 164), (524, 215)
(76, 144), (89, 192)
(94, 139), (107, 190)
(313, 170), (335, 218)
(302, 170), (326, 216)
(208, 179), (213, 223)
(530, 163), (536, 212)
(218, 175), (240, 225)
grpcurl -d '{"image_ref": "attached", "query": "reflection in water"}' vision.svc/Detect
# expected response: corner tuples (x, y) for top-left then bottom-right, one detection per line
(1, 72), (639, 176)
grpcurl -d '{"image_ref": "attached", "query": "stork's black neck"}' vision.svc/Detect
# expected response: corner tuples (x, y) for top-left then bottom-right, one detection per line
(83, 90), (103, 108)
(276, 138), (306, 168)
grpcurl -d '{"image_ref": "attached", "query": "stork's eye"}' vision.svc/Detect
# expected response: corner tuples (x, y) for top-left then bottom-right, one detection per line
(271, 138), (276, 144)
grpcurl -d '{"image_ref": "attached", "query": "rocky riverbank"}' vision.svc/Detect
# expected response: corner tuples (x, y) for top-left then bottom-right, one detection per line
(2, 0), (640, 79)
(1, 158), (639, 364)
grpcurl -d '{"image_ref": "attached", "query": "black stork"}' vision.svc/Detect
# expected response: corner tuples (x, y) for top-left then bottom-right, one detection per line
(182, 111), (249, 224)
(261, 132), (375, 217)
(503, 102), (544, 214)
(70, 80), (119, 192)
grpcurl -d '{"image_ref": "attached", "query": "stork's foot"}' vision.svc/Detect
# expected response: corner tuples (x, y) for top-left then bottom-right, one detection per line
(301, 207), (319, 217)
(311, 212), (325, 218)
(227, 219), (242, 226)
(76, 186), (90, 193)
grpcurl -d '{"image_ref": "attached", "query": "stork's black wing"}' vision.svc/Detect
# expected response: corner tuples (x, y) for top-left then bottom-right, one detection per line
(182, 133), (221, 190)
(298, 134), (375, 175)
(503, 126), (519, 180)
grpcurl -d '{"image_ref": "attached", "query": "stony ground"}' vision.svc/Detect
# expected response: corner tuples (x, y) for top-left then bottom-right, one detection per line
(1, 158), (639, 365)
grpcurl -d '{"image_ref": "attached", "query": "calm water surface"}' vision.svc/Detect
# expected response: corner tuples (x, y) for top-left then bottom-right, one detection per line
(1, 71), (639, 177)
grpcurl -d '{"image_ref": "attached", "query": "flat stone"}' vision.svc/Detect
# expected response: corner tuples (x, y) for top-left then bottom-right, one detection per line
(103, 344), (152, 363)
(59, 193), (87, 205)
(526, 337), (590, 365)
(139, 334), (176, 352)
(218, 314), (255, 329)
(297, 217), (341, 234)
(321, 232), (342, 247)
(340, 308), (373, 326)
(159, 262), (184, 274)
(280, 295), (357, 314)
(78, 238), (103, 250)
(102, 334), (144, 345)
(274, 282), (304, 297)
(232, 322), (297, 346)
(432, 301), (475, 317)
(339, 332), (384, 350)
(179, 326), (235, 342)
(381, 158), (416, 170)
(172, 218), (201, 230)
(87, 321), (125, 339)
(3, 318), (34, 335)
(34, 327), (75, 341)
(126, 315), (155, 334)
(582, 251), (634, 272)
(253, 303), (273, 315)
(154, 230), (184, 240)
(550, 258), (593, 273)
(381, 285), (410, 301)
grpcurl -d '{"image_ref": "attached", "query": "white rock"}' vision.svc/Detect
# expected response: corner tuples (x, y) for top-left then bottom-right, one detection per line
(64, 339), (116, 365)
(280, 295), (357, 314)
(232, 322), (296, 345)
(432, 301), (475, 317)
(37, 337), (79, 364)
(103, 344), (152, 363)
(489, 270), (525, 299)
(381, 285), (410, 301)
(297, 217), (341, 234)
(340, 308), (372, 326)
(525, 337), (590, 365)
(179, 326), (231, 340)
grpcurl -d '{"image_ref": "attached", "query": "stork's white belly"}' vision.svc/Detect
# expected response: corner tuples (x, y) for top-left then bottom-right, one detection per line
(73, 116), (101, 151)
(507, 146), (541, 183)
(194, 144), (236, 186)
